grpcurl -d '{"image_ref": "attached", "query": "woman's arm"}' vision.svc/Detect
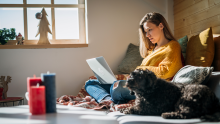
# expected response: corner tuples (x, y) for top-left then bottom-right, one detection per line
(135, 41), (183, 80)
(136, 62), (170, 80)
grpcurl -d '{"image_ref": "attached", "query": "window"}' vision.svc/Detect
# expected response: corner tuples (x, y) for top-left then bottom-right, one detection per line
(0, 0), (87, 49)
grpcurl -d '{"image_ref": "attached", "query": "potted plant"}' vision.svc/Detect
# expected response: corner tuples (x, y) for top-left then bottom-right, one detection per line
(0, 28), (16, 45)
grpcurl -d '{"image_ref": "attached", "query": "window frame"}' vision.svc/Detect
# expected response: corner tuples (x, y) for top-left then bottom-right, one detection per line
(0, 0), (88, 49)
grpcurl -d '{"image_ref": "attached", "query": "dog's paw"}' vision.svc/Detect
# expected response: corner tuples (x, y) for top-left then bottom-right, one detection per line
(119, 108), (126, 113)
(162, 112), (170, 119)
(121, 109), (131, 114)
(119, 108), (130, 114)
(123, 110), (130, 114)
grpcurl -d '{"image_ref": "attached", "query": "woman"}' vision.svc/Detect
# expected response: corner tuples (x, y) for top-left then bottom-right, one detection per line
(85, 12), (183, 105)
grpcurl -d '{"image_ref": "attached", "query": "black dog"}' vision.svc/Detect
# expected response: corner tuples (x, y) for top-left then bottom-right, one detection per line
(121, 69), (220, 121)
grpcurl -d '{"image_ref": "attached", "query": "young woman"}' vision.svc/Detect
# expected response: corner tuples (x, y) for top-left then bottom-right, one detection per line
(85, 12), (184, 105)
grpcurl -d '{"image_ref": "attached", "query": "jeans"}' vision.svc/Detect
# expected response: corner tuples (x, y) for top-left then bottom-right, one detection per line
(85, 79), (136, 104)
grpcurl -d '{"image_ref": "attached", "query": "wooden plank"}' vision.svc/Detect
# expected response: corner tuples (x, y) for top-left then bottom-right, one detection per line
(51, 0), (56, 40)
(23, 0), (28, 41)
(174, 0), (220, 30)
(209, 0), (220, 6)
(173, 0), (185, 6)
(175, 25), (220, 40)
(174, 0), (209, 22)
(174, 0), (202, 15)
(191, 15), (220, 33)
(78, 8), (86, 43)
(78, 0), (86, 43)
(174, 25), (191, 39)
(0, 4), (85, 8)
(212, 25), (220, 35)
(175, 14), (220, 38)
(0, 44), (88, 49)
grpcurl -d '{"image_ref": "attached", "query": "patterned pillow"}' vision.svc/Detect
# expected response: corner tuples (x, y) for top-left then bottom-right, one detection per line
(117, 43), (143, 74)
(171, 65), (214, 85)
(177, 35), (188, 60)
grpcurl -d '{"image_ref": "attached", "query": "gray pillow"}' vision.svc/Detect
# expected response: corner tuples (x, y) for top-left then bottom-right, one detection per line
(171, 65), (214, 85)
(117, 43), (143, 74)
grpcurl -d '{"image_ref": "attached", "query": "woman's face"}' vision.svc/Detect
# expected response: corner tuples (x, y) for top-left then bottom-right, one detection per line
(143, 22), (164, 44)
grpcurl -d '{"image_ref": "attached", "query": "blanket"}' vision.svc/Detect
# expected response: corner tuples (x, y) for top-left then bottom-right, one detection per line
(56, 74), (135, 112)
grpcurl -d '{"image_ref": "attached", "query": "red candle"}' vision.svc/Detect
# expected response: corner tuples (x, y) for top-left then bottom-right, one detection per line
(27, 75), (42, 113)
(30, 83), (46, 115)
(27, 75), (42, 93)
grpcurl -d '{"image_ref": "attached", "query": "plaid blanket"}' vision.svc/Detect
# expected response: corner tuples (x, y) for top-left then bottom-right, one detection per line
(56, 74), (135, 112)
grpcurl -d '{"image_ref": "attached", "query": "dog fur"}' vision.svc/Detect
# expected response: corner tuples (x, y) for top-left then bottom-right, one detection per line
(120, 69), (220, 121)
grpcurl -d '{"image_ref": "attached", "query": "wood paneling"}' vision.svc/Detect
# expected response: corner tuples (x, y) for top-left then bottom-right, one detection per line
(174, 3), (220, 30)
(173, 0), (185, 6)
(174, 0), (202, 15)
(174, 0), (220, 39)
(175, 14), (220, 38)
(174, 0), (209, 22)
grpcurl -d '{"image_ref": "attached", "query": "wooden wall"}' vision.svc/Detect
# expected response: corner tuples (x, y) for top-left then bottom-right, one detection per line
(173, 0), (220, 39)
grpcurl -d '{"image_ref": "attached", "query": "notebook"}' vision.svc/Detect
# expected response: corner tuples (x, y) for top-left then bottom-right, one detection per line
(86, 56), (117, 84)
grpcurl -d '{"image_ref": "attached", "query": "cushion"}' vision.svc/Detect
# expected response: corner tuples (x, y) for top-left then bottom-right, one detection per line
(117, 43), (143, 74)
(171, 65), (214, 85)
(185, 27), (215, 67)
(211, 36), (220, 71)
(177, 35), (188, 60)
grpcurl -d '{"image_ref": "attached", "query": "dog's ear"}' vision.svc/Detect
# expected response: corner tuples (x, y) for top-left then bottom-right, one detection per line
(147, 70), (157, 86)
(138, 69), (157, 88)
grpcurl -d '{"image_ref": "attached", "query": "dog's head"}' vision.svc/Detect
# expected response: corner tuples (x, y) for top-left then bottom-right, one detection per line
(125, 69), (157, 94)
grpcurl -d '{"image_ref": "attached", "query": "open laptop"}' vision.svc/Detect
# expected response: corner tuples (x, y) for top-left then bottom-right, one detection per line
(86, 56), (117, 84)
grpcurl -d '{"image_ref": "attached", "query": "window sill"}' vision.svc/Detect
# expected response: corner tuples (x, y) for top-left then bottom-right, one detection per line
(0, 40), (88, 49)
(0, 44), (88, 49)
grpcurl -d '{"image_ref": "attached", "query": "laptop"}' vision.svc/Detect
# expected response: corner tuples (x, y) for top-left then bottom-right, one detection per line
(86, 56), (117, 84)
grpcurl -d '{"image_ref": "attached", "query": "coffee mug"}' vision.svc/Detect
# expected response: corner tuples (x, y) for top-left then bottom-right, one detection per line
(25, 92), (29, 101)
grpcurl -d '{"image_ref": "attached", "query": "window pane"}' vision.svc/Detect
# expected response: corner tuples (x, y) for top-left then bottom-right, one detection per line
(0, 8), (24, 39)
(27, 8), (52, 40)
(55, 0), (78, 4)
(27, 0), (50, 4)
(0, 0), (23, 4)
(55, 8), (79, 39)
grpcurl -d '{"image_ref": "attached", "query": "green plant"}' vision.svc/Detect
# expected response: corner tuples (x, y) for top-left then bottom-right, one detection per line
(0, 28), (16, 45)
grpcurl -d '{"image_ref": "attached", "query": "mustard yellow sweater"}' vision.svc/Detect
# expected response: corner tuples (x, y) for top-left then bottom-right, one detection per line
(136, 40), (183, 81)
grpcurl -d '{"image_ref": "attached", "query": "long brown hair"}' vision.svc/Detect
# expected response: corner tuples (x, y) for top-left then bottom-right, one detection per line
(139, 12), (177, 58)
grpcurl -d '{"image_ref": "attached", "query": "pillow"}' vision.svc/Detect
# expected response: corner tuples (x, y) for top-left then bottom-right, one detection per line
(185, 27), (215, 67)
(117, 43), (143, 74)
(211, 36), (220, 71)
(177, 35), (188, 60)
(171, 65), (214, 85)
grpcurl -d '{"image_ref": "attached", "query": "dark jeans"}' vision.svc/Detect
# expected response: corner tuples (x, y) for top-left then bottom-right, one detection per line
(85, 79), (136, 104)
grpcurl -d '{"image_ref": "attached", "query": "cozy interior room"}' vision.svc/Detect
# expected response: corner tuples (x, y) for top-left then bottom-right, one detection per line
(0, 0), (220, 123)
